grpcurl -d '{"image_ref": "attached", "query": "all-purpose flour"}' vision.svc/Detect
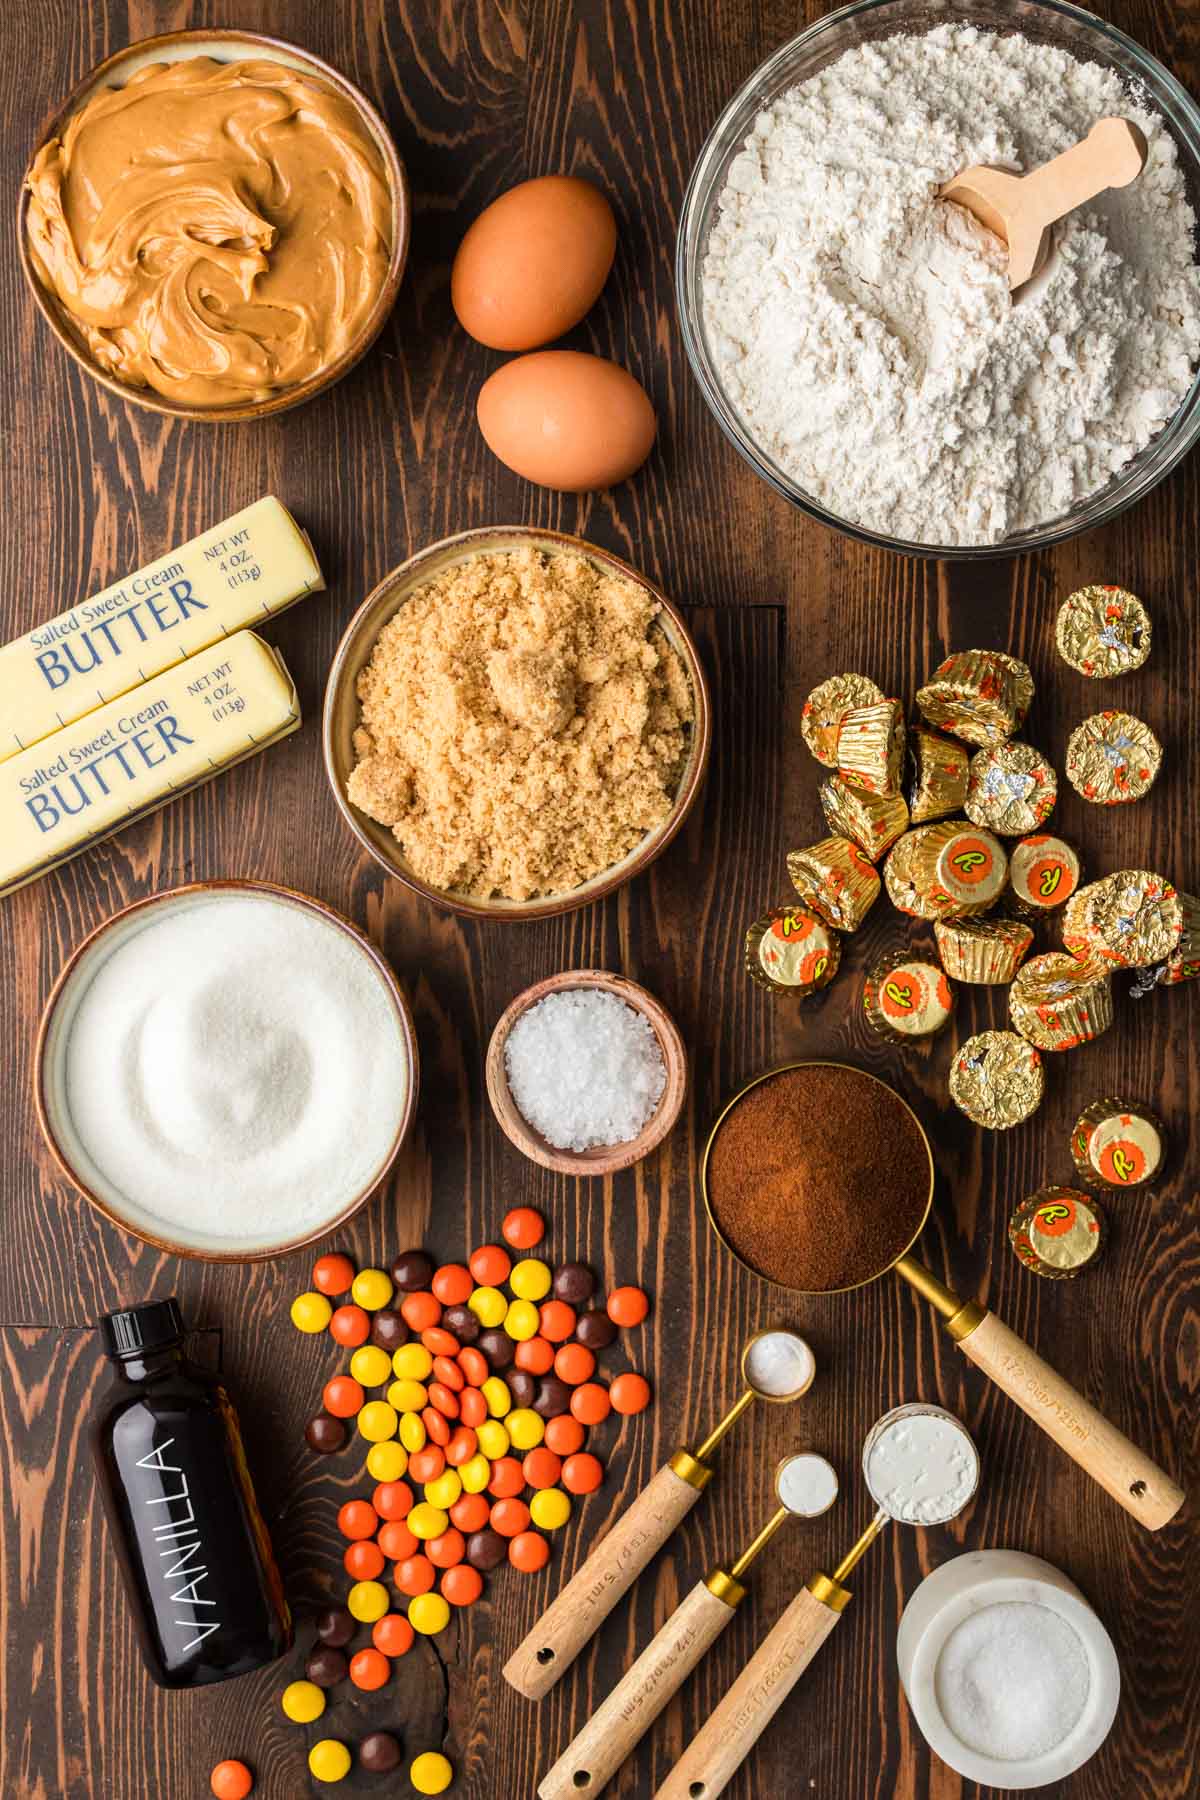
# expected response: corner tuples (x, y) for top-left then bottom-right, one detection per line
(702, 25), (1200, 546)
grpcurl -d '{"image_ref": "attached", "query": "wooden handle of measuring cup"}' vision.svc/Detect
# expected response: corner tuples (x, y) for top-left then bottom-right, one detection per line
(958, 1311), (1184, 1529)
(538, 1580), (734, 1800)
(504, 1460), (702, 1700)
(654, 1586), (843, 1800)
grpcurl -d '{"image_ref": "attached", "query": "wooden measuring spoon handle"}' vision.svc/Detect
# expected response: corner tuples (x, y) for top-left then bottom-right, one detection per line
(504, 1460), (703, 1700)
(653, 1586), (843, 1800)
(538, 1580), (735, 1800)
(957, 1310), (1184, 1528)
(1021, 117), (1148, 226)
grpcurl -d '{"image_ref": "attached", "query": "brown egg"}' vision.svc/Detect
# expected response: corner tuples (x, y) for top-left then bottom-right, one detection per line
(476, 351), (657, 492)
(452, 176), (617, 351)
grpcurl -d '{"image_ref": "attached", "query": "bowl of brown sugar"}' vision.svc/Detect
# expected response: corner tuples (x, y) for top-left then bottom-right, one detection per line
(323, 528), (711, 919)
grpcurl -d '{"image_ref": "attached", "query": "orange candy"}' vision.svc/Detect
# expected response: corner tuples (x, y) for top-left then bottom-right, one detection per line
(312, 1254), (356, 1297)
(432, 1356), (465, 1392)
(469, 1244), (511, 1286)
(426, 1528), (466, 1569)
(422, 1407), (451, 1448)
(210, 1760), (254, 1800)
(514, 1336), (555, 1374)
(553, 1343), (595, 1386)
(408, 1446), (446, 1485)
(610, 1372), (652, 1415)
(450, 1492), (490, 1533)
(372, 1612), (415, 1658)
(607, 1286), (649, 1327)
(349, 1646), (391, 1691)
(338, 1499), (379, 1540)
(544, 1415), (585, 1456)
(538, 1302), (576, 1343)
(502, 1207), (545, 1249)
(562, 1452), (604, 1495)
(431, 1264), (474, 1306)
(373, 1480), (414, 1521)
(445, 1427), (478, 1468)
(329, 1305), (371, 1348)
(401, 1292), (442, 1333)
(459, 1387), (487, 1429)
(427, 1382), (460, 1420)
(395, 1554), (436, 1597)
(422, 1326), (461, 1357)
(458, 1347), (489, 1387)
(490, 1497), (531, 1538)
(377, 1520), (419, 1563)
(344, 1539), (386, 1581)
(509, 1530), (550, 1572)
(441, 1562), (484, 1606)
(522, 1448), (562, 1490)
(487, 1456), (525, 1498)
(323, 1375), (365, 1418)
(570, 1383), (611, 1425)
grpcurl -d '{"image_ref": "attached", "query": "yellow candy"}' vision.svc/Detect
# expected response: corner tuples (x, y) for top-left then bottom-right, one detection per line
(423, 1470), (463, 1510)
(468, 1285), (507, 1327)
(509, 1258), (552, 1302)
(481, 1376), (511, 1419)
(350, 1345), (393, 1388)
(504, 1298), (540, 1341)
(309, 1739), (352, 1783)
(410, 1750), (454, 1794)
(458, 1452), (491, 1494)
(357, 1401), (399, 1443)
(281, 1679), (326, 1723)
(399, 1411), (427, 1453)
(347, 1579), (390, 1623)
(530, 1487), (572, 1531)
(506, 1407), (544, 1450)
(351, 1268), (394, 1311)
(408, 1593), (451, 1636)
(388, 1378), (429, 1413)
(392, 1343), (433, 1381)
(475, 1419), (509, 1461)
(367, 1440), (408, 1483)
(290, 1292), (332, 1333)
(407, 1503), (450, 1541)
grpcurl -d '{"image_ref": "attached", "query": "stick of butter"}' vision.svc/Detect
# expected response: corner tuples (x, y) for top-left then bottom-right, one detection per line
(0, 631), (300, 900)
(0, 496), (322, 761)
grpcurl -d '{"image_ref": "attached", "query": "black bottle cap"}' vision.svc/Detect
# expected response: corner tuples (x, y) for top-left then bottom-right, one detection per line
(100, 1298), (185, 1359)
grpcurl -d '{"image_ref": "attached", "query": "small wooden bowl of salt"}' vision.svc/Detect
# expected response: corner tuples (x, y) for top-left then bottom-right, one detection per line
(486, 971), (687, 1176)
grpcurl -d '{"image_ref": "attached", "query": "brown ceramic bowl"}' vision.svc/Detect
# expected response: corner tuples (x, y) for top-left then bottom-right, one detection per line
(35, 880), (419, 1261)
(485, 970), (687, 1176)
(17, 30), (410, 422)
(323, 527), (712, 920)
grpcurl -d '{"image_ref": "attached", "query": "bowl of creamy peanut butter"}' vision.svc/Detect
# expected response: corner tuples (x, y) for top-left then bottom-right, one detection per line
(19, 31), (409, 419)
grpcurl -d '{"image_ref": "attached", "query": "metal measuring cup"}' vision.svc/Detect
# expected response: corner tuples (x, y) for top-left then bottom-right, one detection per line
(504, 1328), (816, 1700)
(538, 1452), (839, 1800)
(655, 1405), (979, 1800)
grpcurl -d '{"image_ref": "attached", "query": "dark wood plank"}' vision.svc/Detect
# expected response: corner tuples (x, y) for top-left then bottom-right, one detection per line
(0, 2), (1197, 1798)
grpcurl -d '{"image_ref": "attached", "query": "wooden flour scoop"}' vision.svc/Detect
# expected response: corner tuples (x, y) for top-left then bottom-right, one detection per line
(941, 116), (1147, 290)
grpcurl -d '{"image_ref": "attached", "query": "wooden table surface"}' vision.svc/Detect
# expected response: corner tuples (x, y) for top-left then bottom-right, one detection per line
(2, 2), (1197, 1796)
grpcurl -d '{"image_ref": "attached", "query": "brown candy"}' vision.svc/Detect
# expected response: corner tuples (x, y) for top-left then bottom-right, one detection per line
(466, 1528), (508, 1571)
(575, 1309), (617, 1350)
(306, 1646), (349, 1687)
(305, 1412), (347, 1454)
(369, 1309), (407, 1351)
(476, 1327), (515, 1370)
(360, 1733), (403, 1774)
(391, 1249), (435, 1291)
(315, 1607), (356, 1648)
(552, 1263), (596, 1304)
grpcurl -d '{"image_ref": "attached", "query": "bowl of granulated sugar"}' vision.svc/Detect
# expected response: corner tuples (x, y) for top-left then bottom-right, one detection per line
(485, 971), (687, 1175)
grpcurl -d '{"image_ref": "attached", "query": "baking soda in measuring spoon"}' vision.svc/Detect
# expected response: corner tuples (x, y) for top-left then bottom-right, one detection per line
(865, 1407), (979, 1525)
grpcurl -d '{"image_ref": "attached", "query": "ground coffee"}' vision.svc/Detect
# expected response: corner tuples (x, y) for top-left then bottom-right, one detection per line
(706, 1065), (931, 1291)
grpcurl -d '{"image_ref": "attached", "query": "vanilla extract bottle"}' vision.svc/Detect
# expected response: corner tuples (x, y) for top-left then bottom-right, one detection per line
(92, 1298), (292, 1688)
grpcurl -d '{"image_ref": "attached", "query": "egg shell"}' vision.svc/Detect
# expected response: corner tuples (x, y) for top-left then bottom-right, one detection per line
(452, 176), (617, 351)
(477, 351), (657, 492)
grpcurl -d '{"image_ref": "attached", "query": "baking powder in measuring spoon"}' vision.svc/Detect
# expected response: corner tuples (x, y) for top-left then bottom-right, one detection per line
(864, 1405), (979, 1525)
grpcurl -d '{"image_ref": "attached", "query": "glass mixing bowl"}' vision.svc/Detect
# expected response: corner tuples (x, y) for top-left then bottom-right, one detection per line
(676, 0), (1200, 559)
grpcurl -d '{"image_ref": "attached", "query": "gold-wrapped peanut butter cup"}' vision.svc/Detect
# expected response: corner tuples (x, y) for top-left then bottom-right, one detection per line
(884, 826), (954, 919)
(836, 698), (906, 796)
(1061, 870), (1183, 969)
(1070, 1096), (1166, 1189)
(745, 905), (842, 996)
(907, 727), (969, 823)
(800, 673), (883, 767)
(786, 836), (880, 932)
(1008, 1187), (1105, 1279)
(819, 773), (908, 861)
(1055, 585), (1151, 678)
(862, 950), (954, 1043)
(915, 650), (1033, 748)
(934, 915), (1033, 984)
(908, 819), (1008, 916)
(964, 741), (1057, 836)
(1009, 951), (1113, 1052)
(1008, 834), (1081, 913)
(1065, 711), (1161, 805)
(949, 1029), (1044, 1130)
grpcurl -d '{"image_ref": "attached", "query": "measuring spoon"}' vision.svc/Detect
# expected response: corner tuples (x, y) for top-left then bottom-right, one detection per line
(538, 1452), (839, 1800)
(504, 1327), (815, 1700)
(655, 1405), (978, 1800)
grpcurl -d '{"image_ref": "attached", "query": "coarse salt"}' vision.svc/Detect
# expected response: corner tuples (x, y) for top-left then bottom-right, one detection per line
(935, 1601), (1091, 1761)
(504, 988), (666, 1151)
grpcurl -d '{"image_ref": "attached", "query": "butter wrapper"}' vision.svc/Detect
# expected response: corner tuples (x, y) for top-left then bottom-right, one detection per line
(950, 1030), (1044, 1130)
(915, 650), (1033, 747)
(819, 772), (908, 861)
(1065, 711), (1161, 805)
(0, 497), (321, 762)
(934, 914), (1033, 984)
(0, 631), (300, 899)
(964, 741), (1057, 836)
(907, 727), (968, 823)
(1055, 585), (1150, 678)
(786, 835), (880, 932)
(836, 698), (905, 796)
(1009, 1187), (1105, 1279)
(800, 673), (883, 767)
(1009, 951), (1113, 1052)
(745, 905), (841, 996)
(1061, 870), (1183, 969)
(1070, 1096), (1166, 1190)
